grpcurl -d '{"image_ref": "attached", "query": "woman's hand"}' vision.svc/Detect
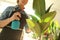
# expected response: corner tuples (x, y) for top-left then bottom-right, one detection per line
(10, 12), (21, 21)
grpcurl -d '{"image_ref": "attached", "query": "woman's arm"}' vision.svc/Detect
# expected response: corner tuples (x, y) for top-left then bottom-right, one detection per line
(0, 17), (13, 28)
(0, 12), (21, 28)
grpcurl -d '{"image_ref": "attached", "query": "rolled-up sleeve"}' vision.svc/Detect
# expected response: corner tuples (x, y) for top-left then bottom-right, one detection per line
(0, 7), (11, 20)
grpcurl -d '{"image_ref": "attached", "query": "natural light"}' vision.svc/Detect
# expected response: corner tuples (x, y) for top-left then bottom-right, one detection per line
(0, 0), (60, 40)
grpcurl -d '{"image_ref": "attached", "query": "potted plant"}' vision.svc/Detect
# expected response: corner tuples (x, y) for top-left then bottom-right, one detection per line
(26, 0), (57, 40)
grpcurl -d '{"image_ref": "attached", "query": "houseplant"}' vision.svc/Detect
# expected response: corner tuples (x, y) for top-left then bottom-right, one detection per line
(26, 0), (57, 39)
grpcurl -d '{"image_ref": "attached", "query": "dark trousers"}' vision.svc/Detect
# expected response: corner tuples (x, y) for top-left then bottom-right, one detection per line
(0, 27), (23, 40)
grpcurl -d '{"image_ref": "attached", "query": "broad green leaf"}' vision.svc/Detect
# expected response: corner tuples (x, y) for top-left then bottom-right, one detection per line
(30, 15), (38, 22)
(26, 19), (35, 28)
(42, 22), (50, 33)
(41, 11), (56, 22)
(50, 21), (56, 33)
(39, 22), (50, 34)
(33, 22), (41, 37)
(54, 21), (59, 28)
(45, 4), (53, 13)
(26, 19), (41, 37)
(51, 21), (54, 27)
(33, 0), (46, 17)
(43, 28), (49, 35)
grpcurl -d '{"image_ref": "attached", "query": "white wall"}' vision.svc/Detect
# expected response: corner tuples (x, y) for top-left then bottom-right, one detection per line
(46, 0), (60, 24)
(0, 0), (60, 24)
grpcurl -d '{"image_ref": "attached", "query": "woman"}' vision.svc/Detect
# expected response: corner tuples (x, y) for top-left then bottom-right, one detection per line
(0, 0), (30, 40)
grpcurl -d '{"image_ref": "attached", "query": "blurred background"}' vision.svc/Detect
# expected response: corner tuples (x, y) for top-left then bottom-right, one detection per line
(0, 0), (60, 40)
(0, 0), (60, 24)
